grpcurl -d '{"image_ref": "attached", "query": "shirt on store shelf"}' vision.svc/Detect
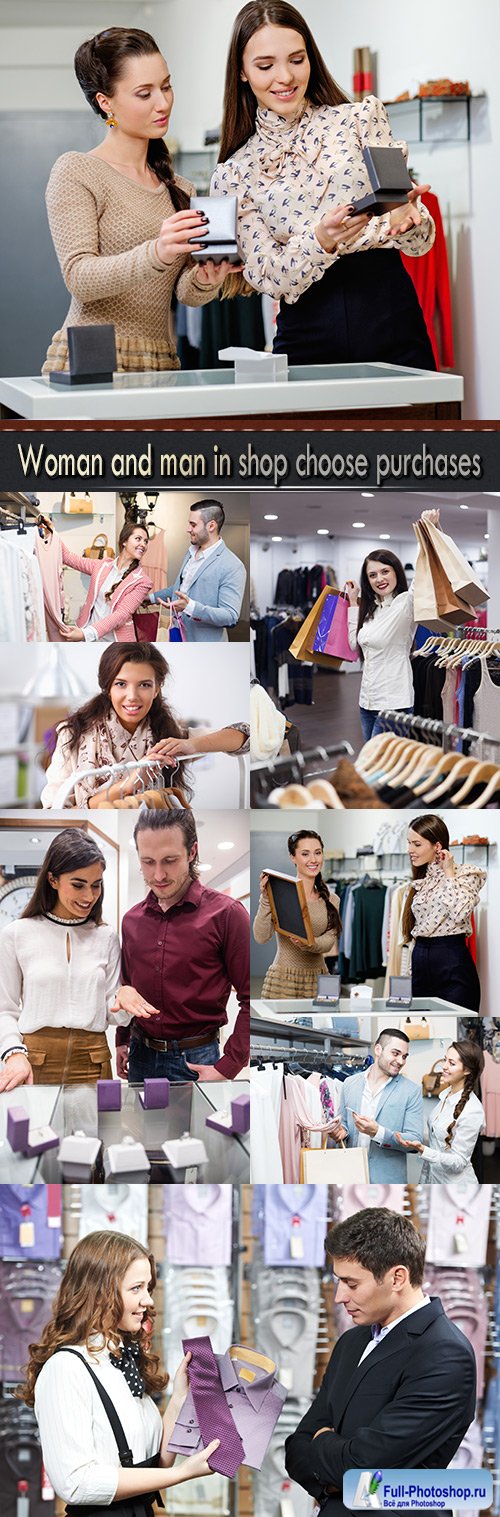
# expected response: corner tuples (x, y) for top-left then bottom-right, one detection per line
(164, 1186), (233, 1267)
(0, 1185), (62, 1259)
(79, 1185), (149, 1246)
(168, 1345), (287, 1470)
(425, 1184), (491, 1267)
(0, 1260), (63, 1378)
(261, 1185), (328, 1268)
(339, 1184), (406, 1218)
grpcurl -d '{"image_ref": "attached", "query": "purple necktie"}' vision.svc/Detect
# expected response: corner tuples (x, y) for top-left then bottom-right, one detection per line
(182, 1335), (245, 1477)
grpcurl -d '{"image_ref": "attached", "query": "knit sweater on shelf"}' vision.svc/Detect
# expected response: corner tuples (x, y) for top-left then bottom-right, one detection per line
(43, 154), (216, 373)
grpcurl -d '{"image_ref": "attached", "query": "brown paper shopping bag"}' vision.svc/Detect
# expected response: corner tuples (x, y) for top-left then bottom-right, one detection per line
(413, 522), (474, 629)
(289, 586), (344, 669)
(422, 520), (488, 609)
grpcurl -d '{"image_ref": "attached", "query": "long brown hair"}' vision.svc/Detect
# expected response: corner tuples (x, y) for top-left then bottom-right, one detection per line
(105, 521), (149, 601)
(18, 1231), (167, 1406)
(219, 1), (348, 161)
(59, 644), (193, 800)
(357, 550), (409, 641)
(288, 829), (341, 935)
(21, 829), (105, 925)
(443, 1040), (484, 1149)
(402, 815), (450, 944)
(74, 28), (189, 209)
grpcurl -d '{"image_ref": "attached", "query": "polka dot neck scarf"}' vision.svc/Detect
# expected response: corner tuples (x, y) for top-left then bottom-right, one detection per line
(109, 1341), (145, 1398)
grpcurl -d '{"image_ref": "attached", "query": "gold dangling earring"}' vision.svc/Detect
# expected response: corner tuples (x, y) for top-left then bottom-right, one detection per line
(107, 113), (117, 130)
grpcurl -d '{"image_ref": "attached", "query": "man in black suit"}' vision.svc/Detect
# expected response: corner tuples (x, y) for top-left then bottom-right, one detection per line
(285, 1208), (476, 1517)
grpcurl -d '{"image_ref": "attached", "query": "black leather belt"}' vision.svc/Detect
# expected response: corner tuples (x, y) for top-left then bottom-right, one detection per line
(134, 1024), (219, 1053)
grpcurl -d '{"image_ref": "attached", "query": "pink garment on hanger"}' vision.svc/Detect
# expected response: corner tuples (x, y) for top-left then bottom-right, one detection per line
(480, 1050), (500, 1138)
(278, 1073), (338, 1183)
(34, 528), (65, 640)
(141, 528), (167, 592)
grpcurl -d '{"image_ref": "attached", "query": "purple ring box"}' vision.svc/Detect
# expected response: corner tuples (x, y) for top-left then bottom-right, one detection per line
(231, 1093), (251, 1134)
(7, 1106), (30, 1152)
(138, 1078), (170, 1109)
(97, 1079), (122, 1111)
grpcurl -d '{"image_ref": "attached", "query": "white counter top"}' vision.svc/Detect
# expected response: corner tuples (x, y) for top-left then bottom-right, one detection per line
(0, 361), (464, 420)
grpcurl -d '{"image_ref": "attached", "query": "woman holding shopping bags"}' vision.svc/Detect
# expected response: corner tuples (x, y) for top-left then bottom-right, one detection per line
(21, 1230), (219, 1513)
(212, 1), (436, 368)
(253, 828), (341, 998)
(395, 1039), (485, 1182)
(346, 508), (447, 741)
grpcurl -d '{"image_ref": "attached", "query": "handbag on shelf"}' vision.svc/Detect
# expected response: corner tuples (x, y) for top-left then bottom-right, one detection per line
(83, 533), (115, 560)
(422, 1059), (445, 1098)
(61, 491), (94, 515)
(164, 604), (187, 643)
(289, 586), (344, 669)
(400, 1015), (432, 1040)
(132, 604), (161, 641)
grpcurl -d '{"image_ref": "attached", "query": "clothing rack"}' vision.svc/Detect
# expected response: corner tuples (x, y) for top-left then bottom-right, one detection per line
(250, 1014), (371, 1052)
(251, 1044), (370, 1068)
(251, 740), (354, 802)
(55, 751), (249, 809)
(375, 709), (500, 757)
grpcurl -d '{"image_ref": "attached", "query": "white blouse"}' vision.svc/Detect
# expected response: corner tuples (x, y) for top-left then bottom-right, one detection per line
(348, 582), (415, 710)
(34, 1342), (162, 1505)
(83, 563), (128, 644)
(211, 96), (434, 304)
(0, 915), (126, 1059)
(420, 1087), (485, 1184)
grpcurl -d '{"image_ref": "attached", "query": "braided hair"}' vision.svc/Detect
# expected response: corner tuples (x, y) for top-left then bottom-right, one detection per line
(74, 28), (189, 209)
(287, 830), (341, 935)
(444, 1040), (484, 1149)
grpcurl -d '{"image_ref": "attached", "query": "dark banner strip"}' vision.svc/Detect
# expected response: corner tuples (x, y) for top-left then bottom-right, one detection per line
(0, 425), (500, 490)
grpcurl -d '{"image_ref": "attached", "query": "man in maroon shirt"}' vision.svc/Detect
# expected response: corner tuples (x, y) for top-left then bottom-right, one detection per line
(115, 808), (249, 1083)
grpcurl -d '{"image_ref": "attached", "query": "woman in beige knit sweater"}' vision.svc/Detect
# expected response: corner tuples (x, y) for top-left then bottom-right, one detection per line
(253, 829), (341, 998)
(43, 27), (236, 374)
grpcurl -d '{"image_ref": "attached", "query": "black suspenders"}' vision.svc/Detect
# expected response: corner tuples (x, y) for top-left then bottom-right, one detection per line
(53, 1349), (135, 1467)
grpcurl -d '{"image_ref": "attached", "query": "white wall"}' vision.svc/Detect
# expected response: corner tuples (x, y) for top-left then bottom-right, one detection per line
(250, 529), (489, 615)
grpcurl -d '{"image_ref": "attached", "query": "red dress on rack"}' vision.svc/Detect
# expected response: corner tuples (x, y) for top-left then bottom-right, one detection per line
(401, 190), (454, 370)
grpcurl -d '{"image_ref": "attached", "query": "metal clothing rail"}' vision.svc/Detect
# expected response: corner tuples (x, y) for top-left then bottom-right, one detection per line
(250, 1015), (370, 1051)
(55, 752), (249, 809)
(251, 741), (354, 802)
(375, 709), (500, 758)
(251, 1044), (370, 1066)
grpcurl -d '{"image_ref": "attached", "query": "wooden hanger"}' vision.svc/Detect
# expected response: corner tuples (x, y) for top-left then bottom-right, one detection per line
(450, 758), (500, 807)
(420, 753), (483, 803)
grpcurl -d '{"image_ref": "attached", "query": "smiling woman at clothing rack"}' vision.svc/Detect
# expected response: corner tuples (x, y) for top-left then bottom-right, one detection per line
(400, 815), (485, 1011)
(253, 828), (341, 998)
(40, 642), (249, 810)
(396, 1039), (485, 1183)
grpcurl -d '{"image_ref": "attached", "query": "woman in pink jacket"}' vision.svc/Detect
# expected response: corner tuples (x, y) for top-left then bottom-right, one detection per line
(62, 522), (152, 642)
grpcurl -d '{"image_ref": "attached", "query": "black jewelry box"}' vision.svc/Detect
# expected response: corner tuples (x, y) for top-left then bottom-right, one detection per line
(189, 194), (241, 264)
(49, 323), (117, 385)
(352, 145), (413, 217)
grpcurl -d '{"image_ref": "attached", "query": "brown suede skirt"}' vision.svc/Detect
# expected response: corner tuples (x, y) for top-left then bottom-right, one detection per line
(24, 1027), (112, 1085)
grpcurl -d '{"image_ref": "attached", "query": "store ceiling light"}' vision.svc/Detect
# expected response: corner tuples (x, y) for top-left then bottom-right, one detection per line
(379, 533), (391, 540)
(217, 841), (235, 851)
(264, 513), (278, 520)
(361, 493), (374, 498)
(198, 863), (212, 871)
(317, 528), (329, 535)
(272, 535), (282, 542)
(485, 534), (489, 540)
(352, 521), (365, 528)
(459, 504), (469, 510)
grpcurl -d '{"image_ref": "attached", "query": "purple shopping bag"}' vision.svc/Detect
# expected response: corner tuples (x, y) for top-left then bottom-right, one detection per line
(312, 592), (338, 653)
(324, 593), (359, 662)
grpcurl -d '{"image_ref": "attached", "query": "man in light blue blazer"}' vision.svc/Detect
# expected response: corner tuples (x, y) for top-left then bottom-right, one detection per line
(153, 500), (246, 641)
(331, 1028), (423, 1182)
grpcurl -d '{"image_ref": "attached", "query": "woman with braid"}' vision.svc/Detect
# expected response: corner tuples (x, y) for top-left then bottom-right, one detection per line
(395, 1040), (485, 1183)
(253, 829), (341, 998)
(43, 27), (234, 375)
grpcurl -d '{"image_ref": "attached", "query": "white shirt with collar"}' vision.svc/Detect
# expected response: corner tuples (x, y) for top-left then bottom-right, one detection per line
(348, 582), (415, 711)
(179, 538), (221, 616)
(358, 1295), (431, 1365)
(357, 1071), (391, 1149)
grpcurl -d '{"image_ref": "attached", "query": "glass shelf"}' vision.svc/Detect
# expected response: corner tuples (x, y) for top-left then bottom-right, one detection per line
(385, 94), (486, 143)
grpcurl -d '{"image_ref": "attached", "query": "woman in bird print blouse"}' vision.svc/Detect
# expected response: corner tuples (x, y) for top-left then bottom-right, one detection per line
(212, 2), (436, 369)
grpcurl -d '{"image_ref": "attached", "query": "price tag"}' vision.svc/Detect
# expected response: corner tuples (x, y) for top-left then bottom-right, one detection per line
(290, 1215), (304, 1260)
(20, 1204), (34, 1249)
(20, 1299), (34, 1314)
